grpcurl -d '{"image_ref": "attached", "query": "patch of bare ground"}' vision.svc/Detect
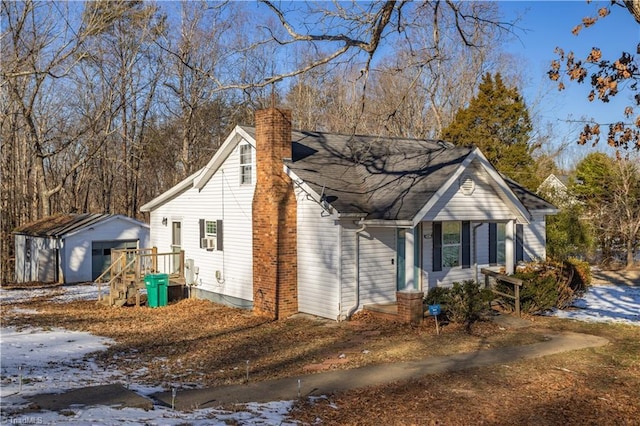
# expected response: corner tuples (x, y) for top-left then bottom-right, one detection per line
(290, 316), (640, 425)
(1, 296), (543, 391)
(2, 287), (638, 424)
(592, 267), (640, 286)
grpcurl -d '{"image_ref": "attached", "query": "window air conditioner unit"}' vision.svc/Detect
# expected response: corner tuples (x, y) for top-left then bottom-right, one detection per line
(201, 237), (216, 250)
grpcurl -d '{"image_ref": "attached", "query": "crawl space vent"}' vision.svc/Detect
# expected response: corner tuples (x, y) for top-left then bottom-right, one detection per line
(459, 175), (475, 196)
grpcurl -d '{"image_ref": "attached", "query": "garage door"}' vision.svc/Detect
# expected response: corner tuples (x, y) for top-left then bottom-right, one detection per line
(91, 240), (138, 280)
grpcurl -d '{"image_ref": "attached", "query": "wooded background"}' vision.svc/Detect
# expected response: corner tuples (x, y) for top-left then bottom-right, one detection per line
(2, 1), (638, 282)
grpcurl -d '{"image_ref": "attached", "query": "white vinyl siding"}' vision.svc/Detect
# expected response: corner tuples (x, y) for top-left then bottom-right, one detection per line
(523, 213), (547, 261)
(422, 161), (516, 222)
(339, 221), (359, 319)
(14, 217), (149, 284)
(14, 235), (57, 283)
(421, 217), (547, 291)
(148, 138), (255, 302)
(62, 217), (149, 284)
(338, 225), (397, 318)
(295, 188), (340, 319)
(417, 160), (531, 290)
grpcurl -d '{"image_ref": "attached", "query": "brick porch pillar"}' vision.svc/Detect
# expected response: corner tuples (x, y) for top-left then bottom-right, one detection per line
(396, 290), (424, 324)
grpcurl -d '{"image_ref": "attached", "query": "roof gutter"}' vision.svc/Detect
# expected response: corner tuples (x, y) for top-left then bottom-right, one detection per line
(359, 219), (413, 228)
(532, 208), (561, 215)
(337, 212), (368, 219)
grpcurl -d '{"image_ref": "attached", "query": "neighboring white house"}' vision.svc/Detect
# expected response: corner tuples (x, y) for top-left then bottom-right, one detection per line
(538, 173), (569, 194)
(13, 214), (150, 284)
(537, 173), (576, 208)
(140, 108), (558, 321)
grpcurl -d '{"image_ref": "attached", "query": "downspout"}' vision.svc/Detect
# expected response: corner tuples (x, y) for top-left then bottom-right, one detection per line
(336, 225), (343, 322)
(346, 220), (367, 320)
(473, 223), (483, 284)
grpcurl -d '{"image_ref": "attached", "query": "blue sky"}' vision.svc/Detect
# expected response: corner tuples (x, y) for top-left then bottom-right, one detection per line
(499, 1), (638, 165)
(157, 1), (636, 167)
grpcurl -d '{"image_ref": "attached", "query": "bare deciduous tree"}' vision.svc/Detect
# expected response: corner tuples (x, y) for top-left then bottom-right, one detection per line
(0, 0), (522, 283)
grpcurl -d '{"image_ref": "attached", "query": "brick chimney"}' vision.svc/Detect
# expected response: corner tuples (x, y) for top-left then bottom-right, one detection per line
(252, 108), (298, 320)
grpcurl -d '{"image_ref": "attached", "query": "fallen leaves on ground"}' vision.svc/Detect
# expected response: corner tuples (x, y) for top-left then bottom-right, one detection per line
(2, 283), (639, 425)
(290, 316), (640, 425)
(2, 295), (540, 390)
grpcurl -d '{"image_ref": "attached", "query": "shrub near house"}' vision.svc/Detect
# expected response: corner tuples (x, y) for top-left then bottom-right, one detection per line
(502, 259), (591, 315)
(426, 259), (592, 324)
(425, 281), (493, 331)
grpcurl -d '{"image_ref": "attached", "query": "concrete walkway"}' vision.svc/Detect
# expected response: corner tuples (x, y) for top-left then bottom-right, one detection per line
(152, 330), (608, 411)
(26, 314), (608, 413)
(28, 384), (153, 412)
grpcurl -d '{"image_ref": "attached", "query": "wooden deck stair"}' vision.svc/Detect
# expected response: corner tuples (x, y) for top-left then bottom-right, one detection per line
(95, 248), (185, 307)
(108, 275), (145, 307)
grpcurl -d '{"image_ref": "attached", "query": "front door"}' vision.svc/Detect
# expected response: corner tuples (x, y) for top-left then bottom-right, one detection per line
(171, 221), (182, 273)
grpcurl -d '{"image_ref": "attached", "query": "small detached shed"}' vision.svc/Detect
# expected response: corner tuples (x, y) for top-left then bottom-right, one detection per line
(13, 214), (150, 284)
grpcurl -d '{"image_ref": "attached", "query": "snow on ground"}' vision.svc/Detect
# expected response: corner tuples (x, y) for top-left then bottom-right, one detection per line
(0, 282), (102, 305)
(549, 284), (640, 325)
(1, 280), (638, 425)
(1, 327), (116, 397)
(0, 325), (296, 425)
(0, 283), (296, 425)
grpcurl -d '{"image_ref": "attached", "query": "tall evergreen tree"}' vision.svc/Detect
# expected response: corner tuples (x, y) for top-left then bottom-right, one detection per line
(442, 73), (539, 190)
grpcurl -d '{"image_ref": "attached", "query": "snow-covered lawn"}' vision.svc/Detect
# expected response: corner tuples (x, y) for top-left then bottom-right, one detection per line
(548, 284), (640, 325)
(0, 279), (638, 425)
(0, 283), (296, 425)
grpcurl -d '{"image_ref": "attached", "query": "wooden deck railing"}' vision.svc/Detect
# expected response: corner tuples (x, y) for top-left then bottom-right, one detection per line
(480, 268), (523, 317)
(94, 247), (185, 304)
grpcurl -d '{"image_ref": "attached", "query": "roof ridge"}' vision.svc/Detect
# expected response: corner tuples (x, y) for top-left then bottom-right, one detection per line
(241, 124), (455, 147)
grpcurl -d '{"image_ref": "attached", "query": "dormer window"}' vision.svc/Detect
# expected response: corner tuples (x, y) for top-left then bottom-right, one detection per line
(239, 144), (253, 185)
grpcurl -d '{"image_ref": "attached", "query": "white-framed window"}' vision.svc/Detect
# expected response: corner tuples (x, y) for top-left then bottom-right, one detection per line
(199, 218), (223, 251)
(205, 220), (217, 238)
(442, 221), (461, 268)
(497, 223), (506, 264)
(239, 144), (252, 185)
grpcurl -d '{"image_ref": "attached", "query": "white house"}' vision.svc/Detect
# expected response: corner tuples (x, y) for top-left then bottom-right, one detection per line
(13, 214), (150, 284)
(537, 173), (577, 208)
(140, 108), (557, 321)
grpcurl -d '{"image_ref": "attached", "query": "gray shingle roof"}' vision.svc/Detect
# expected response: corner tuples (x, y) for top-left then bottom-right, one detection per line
(241, 126), (556, 220)
(13, 213), (114, 237)
(504, 177), (557, 212)
(284, 130), (473, 220)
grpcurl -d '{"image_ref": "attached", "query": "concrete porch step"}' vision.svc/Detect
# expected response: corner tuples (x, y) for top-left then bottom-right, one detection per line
(363, 303), (399, 321)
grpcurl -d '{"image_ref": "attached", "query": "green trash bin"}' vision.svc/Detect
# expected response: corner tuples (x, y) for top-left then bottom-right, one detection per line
(145, 273), (169, 308)
(157, 273), (168, 307)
